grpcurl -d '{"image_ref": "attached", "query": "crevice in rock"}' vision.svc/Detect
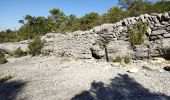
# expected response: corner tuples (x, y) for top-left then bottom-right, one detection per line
(90, 48), (101, 59)
(163, 49), (170, 60)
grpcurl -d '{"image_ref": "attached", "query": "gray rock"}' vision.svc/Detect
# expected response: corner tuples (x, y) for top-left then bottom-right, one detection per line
(0, 42), (28, 53)
(151, 30), (168, 35)
(107, 40), (133, 60)
(134, 45), (149, 59)
(162, 13), (170, 20)
(146, 27), (152, 36)
(163, 33), (170, 38)
(128, 67), (139, 73)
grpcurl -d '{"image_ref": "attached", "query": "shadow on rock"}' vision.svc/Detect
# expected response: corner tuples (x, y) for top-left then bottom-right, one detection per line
(71, 74), (170, 100)
(0, 80), (27, 100)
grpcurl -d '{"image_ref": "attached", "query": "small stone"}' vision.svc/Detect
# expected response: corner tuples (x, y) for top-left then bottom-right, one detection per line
(146, 27), (152, 36)
(158, 69), (164, 73)
(128, 68), (139, 73)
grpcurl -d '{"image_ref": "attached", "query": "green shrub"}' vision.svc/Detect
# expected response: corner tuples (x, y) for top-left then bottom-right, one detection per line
(0, 52), (7, 64)
(128, 21), (147, 46)
(13, 48), (26, 58)
(28, 37), (44, 56)
(124, 56), (130, 64)
(114, 56), (122, 62)
(58, 51), (65, 57)
(0, 75), (13, 83)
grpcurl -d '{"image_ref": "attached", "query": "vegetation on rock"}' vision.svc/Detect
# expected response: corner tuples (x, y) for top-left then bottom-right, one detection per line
(28, 37), (44, 56)
(0, 75), (13, 83)
(13, 48), (26, 58)
(128, 21), (147, 46)
(114, 56), (122, 62)
(124, 56), (130, 64)
(0, 52), (7, 64)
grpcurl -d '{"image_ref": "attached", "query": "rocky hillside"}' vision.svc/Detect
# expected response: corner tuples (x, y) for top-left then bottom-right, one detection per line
(0, 12), (170, 61)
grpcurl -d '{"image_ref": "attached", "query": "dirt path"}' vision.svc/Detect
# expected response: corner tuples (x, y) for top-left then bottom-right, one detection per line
(0, 56), (170, 100)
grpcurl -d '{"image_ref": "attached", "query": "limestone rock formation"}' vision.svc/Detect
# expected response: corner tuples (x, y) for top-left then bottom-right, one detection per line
(41, 12), (170, 60)
(0, 41), (29, 54)
(0, 12), (170, 60)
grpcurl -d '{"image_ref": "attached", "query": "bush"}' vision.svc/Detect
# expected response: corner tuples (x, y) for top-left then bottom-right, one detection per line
(0, 75), (13, 83)
(124, 56), (130, 64)
(0, 52), (7, 64)
(114, 56), (122, 62)
(128, 21), (147, 46)
(13, 48), (26, 58)
(28, 37), (44, 56)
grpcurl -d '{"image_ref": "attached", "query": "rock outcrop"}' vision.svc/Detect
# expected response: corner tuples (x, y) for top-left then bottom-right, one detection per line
(41, 12), (170, 60)
(0, 12), (170, 60)
(0, 40), (29, 54)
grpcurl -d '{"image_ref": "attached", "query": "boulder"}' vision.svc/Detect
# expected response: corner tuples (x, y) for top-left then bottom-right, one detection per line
(134, 45), (149, 60)
(107, 40), (134, 60)
(0, 42), (28, 53)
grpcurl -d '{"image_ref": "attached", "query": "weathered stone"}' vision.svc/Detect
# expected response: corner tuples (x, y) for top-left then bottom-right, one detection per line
(167, 26), (170, 31)
(0, 42), (28, 53)
(128, 67), (139, 73)
(151, 30), (168, 35)
(134, 45), (149, 59)
(146, 27), (152, 36)
(107, 40), (134, 60)
(163, 33), (170, 38)
(161, 22), (169, 25)
(162, 13), (170, 21)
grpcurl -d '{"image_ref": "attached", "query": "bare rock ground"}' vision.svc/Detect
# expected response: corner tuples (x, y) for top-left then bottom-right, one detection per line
(0, 56), (170, 100)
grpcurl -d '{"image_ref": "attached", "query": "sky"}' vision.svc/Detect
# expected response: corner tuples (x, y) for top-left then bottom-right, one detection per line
(0, 0), (157, 31)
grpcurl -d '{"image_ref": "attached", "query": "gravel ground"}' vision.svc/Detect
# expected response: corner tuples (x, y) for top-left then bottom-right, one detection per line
(0, 56), (170, 100)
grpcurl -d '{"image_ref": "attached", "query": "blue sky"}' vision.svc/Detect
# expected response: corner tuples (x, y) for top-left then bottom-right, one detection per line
(0, 0), (157, 31)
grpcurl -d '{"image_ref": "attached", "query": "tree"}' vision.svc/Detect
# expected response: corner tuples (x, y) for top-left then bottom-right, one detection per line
(49, 8), (67, 32)
(118, 0), (136, 9)
(19, 20), (25, 24)
(105, 6), (125, 23)
(79, 12), (100, 30)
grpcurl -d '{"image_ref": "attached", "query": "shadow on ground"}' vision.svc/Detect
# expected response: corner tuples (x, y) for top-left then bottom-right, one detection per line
(72, 74), (170, 100)
(0, 80), (27, 100)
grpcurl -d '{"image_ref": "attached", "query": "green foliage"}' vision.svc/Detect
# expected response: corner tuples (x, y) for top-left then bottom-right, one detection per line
(13, 48), (26, 58)
(0, 75), (13, 83)
(124, 56), (130, 64)
(128, 21), (147, 46)
(0, 52), (7, 64)
(104, 6), (125, 23)
(28, 37), (44, 56)
(114, 56), (122, 62)
(79, 12), (100, 30)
